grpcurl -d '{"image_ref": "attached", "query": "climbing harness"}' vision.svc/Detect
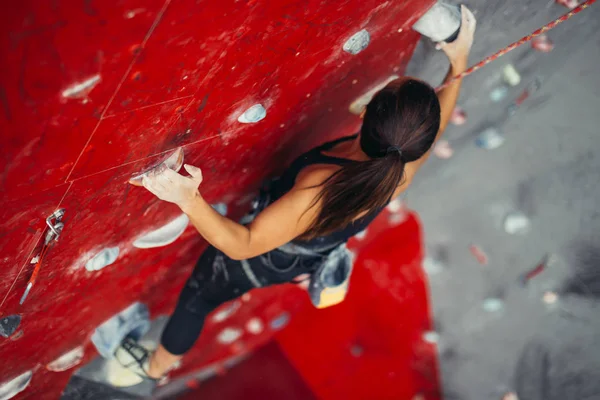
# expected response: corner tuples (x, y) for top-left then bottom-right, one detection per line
(436, 0), (597, 91)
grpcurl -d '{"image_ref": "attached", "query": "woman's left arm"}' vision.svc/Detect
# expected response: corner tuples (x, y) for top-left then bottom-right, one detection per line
(135, 163), (324, 260)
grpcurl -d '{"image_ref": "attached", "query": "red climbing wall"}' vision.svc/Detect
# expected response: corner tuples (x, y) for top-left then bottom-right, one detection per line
(0, 0), (437, 398)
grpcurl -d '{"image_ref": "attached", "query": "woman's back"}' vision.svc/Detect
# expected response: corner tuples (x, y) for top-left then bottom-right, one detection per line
(267, 135), (386, 252)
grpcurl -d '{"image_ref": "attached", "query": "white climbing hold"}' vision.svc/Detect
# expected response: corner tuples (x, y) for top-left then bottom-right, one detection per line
(475, 127), (505, 150)
(212, 302), (240, 323)
(216, 328), (243, 344)
(246, 318), (264, 335)
(503, 212), (531, 235)
(503, 64), (521, 87)
(543, 291), (558, 304)
(423, 256), (444, 275)
(0, 370), (32, 400)
(450, 106), (467, 125)
(433, 139), (454, 159)
(237, 104), (266, 123)
(387, 197), (405, 213)
(85, 247), (120, 271)
(61, 75), (101, 99)
(354, 230), (368, 240)
(349, 75), (399, 115)
(502, 392), (519, 400)
(482, 298), (504, 312)
(46, 346), (85, 372)
(422, 331), (440, 344)
(343, 29), (370, 55)
(133, 214), (189, 249)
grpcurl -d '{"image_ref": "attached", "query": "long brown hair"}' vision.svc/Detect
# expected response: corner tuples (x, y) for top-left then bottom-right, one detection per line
(302, 78), (441, 239)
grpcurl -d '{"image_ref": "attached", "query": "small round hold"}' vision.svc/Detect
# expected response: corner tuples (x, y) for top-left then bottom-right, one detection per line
(531, 34), (554, 53)
(433, 139), (453, 159)
(270, 312), (290, 330)
(489, 86), (509, 102)
(422, 331), (440, 343)
(423, 257), (444, 275)
(354, 229), (367, 240)
(543, 291), (558, 304)
(482, 298), (504, 312)
(238, 104), (266, 123)
(503, 212), (531, 235)
(475, 128), (505, 150)
(450, 106), (467, 125)
(555, 0), (580, 9)
(246, 318), (264, 335)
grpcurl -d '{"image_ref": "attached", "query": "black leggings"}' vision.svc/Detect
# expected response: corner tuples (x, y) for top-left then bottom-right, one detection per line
(160, 245), (318, 355)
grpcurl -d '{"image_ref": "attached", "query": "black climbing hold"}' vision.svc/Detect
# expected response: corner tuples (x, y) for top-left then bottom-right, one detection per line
(0, 314), (21, 338)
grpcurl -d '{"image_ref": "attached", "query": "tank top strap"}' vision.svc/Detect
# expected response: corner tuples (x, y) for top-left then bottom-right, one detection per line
(309, 134), (359, 166)
(317, 134), (359, 151)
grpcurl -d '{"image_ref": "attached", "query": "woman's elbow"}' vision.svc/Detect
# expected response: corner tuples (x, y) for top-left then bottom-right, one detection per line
(223, 247), (252, 261)
(226, 251), (246, 261)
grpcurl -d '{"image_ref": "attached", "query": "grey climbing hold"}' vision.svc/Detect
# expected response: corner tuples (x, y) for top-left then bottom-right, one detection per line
(412, 2), (461, 42)
(343, 29), (370, 55)
(270, 312), (290, 330)
(237, 104), (266, 123)
(91, 302), (150, 358)
(475, 127), (505, 150)
(211, 202), (228, 216)
(85, 247), (120, 271)
(0, 315), (21, 338)
(482, 298), (504, 312)
(489, 86), (509, 102)
(0, 370), (32, 400)
(216, 327), (243, 344)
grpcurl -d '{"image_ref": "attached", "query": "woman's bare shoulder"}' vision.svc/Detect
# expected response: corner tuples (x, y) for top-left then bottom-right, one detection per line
(294, 163), (341, 190)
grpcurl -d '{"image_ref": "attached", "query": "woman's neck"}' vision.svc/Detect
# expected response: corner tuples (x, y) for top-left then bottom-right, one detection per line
(324, 135), (371, 162)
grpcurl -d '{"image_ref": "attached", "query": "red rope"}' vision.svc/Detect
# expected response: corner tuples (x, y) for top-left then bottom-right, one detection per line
(435, 0), (597, 92)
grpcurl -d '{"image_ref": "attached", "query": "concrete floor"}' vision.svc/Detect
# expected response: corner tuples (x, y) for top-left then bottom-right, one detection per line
(405, 1), (600, 399)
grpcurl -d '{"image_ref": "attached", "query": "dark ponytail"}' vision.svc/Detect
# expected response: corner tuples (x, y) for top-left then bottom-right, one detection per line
(302, 78), (440, 239)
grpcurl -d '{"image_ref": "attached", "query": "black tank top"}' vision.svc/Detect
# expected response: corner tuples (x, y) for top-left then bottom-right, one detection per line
(268, 135), (385, 251)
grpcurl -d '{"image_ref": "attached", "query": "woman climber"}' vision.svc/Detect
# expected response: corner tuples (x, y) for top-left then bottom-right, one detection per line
(115, 6), (476, 384)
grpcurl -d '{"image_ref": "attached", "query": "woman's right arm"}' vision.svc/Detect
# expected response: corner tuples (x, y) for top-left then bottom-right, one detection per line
(413, 5), (476, 170)
(435, 5), (476, 139)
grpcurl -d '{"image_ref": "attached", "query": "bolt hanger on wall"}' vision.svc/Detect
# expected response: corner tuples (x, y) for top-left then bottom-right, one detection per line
(19, 209), (66, 305)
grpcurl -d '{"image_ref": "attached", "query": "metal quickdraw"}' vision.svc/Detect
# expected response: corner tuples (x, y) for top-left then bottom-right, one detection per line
(19, 209), (66, 305)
